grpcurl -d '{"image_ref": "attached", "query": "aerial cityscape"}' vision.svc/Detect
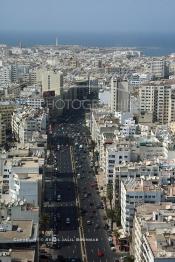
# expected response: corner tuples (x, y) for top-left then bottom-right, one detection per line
(1, 0), (175, 262)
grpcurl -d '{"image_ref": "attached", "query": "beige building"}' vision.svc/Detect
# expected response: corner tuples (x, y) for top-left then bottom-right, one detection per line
(150, 59), (166, 79)
(139, 83), (172, 124)
(36, 68), (63, 96)
(111, 77), (129, 113)
(0, 114), (6, 145)
(0, 102), (16, 130)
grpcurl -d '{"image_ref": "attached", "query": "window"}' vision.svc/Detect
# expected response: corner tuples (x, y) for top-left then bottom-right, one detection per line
(109, 160), (115, 164)
(119, 156), (122, 159)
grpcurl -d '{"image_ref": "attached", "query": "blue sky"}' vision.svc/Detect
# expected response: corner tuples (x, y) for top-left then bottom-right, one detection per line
(0, 0), (175, 33)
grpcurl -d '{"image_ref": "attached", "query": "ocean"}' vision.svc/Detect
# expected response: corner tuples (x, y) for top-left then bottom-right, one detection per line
(0, 31), (175, 57)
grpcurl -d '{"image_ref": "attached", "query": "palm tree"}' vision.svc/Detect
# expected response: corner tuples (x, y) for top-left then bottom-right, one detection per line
(107, 183), (113, 210)
(123, 255), (134, 262)
(106, 208), (115, 230)
(101, 196), (107, 209)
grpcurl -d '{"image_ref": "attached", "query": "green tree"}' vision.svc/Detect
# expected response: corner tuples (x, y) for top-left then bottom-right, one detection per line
(113, 229), (120, 240)
(101, 196), (107, 209)
(107, 183), (113, 210)
(123, 255), (135, 262)
(114, 206), (121, 227)
(106, 208), (116, 230)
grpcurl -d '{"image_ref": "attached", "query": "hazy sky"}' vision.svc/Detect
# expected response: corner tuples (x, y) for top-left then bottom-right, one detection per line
(0, 0), (175, 33)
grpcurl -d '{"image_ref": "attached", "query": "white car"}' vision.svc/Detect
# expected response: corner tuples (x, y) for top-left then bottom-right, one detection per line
(108, 236), (113, 242)
(111, 246), (116, 251)
(66, 218), (70, 224)
(57, 194), (61, 201)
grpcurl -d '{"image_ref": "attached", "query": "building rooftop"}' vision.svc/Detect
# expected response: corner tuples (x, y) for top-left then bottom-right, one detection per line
(0, 249), (35, 262)
(0, 220), (33, 243)
(124, 178), (162, 192)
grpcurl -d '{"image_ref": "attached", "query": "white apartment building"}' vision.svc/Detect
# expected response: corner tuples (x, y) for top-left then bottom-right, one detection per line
(12, 107), (47, 143)
(0, 155), (20, 203)
(90, 108), (118, 152)
(120, 118), (136, 137)
(132, 203), (175, 262)
(0, 66), (11, 87)
(16, 97), (44, 109)
(139, 135), (168, 160)
(105, 143), (131, 184)
(129, 73), (151, 86)
(99, 129), (117, 171)
(0, 156), (42, 206)
(120, 178), (163, 235)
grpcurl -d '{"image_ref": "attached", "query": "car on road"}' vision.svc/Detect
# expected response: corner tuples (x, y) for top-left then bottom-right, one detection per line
(108, 236), (113, 242)
(68, 258), (81, 262)
(86, 220), (92, 225)
(65, 217), (71, 224)
(97, 250), (104, 257)
(57, 194), (61, 201)
(111, 246), (116, 251)
(95, 224), (100, 229)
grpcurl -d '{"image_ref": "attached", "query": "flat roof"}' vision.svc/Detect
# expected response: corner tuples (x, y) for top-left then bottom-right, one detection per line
(0, 220), (33, 242)
(11, 249), (35, 261)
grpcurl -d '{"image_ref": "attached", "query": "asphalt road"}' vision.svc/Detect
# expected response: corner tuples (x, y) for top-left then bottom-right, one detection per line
(43, 145), (82, 261)
(42, 112), (118, 262)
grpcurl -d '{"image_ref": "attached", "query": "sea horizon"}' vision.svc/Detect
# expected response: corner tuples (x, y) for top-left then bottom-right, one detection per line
(0, 31), (175, 57)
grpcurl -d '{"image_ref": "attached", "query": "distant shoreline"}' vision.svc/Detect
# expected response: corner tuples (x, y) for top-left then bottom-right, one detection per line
(0, 31), (175, 57)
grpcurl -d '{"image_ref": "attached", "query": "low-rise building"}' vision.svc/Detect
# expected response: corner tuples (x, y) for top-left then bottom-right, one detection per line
(121, 178), (163, 235)
(12, 107), (47, 143)
(132, 203), (175, 262)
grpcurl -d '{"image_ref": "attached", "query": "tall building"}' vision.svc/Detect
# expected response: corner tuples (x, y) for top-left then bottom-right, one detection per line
(0, 101), (16, 130)
(36, 68), (63, 96)
(150, 59), (167, 79)
(111, 77), (129, 113)
(139, 83), (172, 124)
(0, 114), (6, 145)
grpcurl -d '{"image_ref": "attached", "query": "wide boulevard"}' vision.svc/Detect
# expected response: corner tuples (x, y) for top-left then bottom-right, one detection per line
(42, 112), (117, 262)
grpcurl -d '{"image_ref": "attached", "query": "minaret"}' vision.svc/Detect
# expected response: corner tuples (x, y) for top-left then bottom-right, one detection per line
(56, 37), (58, 46)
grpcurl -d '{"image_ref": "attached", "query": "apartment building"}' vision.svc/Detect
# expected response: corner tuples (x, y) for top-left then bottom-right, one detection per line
(0, 155), (43, 206)
(90, 108), (118, 151)
(139, 135), (168, 161)
(36, 68), (63, 96)
(150, 59), (167, 79)
(121, 178), (163, 235)
(132, 203), (175, 262)
(111, 77), (129, 113)
(105, 142), (131, 184)
(0, 114), (6, 145)
(16, 97), (44, 109)
(139, 83), (172, 124)
(0, 102), (16, 130)
(99, 129), (117, 171)
(12, 107), (47, 143)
